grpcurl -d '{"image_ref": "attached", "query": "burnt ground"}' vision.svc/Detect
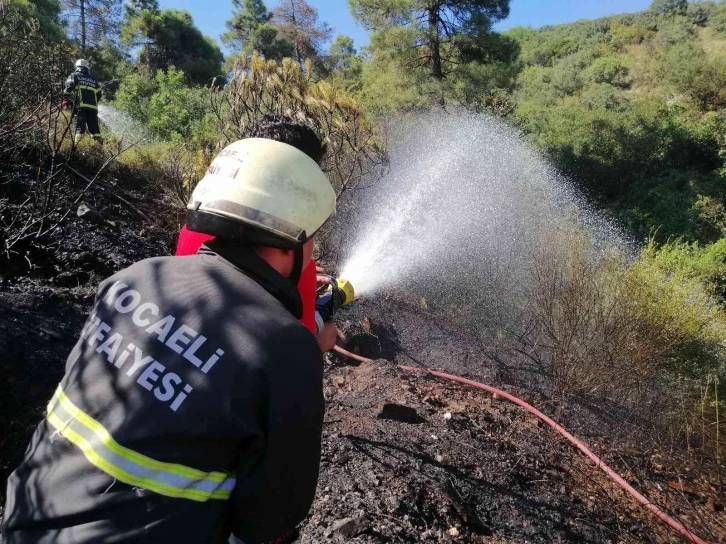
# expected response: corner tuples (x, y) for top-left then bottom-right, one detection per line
(302, 309), (726, 543)
(1, 163), (725, 543)
(0, 156), (175, 507)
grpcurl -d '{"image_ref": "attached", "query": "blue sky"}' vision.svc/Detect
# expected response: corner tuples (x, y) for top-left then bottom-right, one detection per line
(160, 0), (656, 53)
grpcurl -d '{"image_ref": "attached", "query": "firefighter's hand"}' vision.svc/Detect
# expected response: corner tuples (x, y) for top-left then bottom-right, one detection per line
(316, 266), (331, 288)
(316, 321), (338, 353)
(61, 98), (72, 109)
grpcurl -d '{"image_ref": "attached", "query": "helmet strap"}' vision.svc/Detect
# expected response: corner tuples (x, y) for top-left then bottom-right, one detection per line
(290, 247), (304, 286)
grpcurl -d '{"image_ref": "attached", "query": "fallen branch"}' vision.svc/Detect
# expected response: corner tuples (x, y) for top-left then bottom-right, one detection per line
(65, 166), (152, 224)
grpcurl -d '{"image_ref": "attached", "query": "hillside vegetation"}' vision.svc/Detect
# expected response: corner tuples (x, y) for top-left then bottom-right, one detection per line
(507, 3), (726, 246)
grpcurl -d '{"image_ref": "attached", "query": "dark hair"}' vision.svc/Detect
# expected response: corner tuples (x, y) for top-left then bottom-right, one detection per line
(248, 115), (327, 165)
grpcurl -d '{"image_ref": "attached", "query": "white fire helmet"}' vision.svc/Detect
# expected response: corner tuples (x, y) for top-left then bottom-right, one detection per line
(186, 138), (336, 249)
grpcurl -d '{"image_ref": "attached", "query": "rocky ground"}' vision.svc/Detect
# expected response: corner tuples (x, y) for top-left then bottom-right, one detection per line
(1, 164), (724, 543)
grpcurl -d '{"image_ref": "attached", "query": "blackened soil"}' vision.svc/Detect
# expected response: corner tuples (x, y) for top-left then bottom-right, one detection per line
(296, 358), (726, 543)
(307, 301), (726, 543)
(1, 165), (175, 506)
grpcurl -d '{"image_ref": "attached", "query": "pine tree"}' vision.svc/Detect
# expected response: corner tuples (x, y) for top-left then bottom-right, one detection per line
(222, 0), (293, 60)
(223, 0), (269, 51)
(122, 8), (224, 84)
(350, 0), (511, 81)
(272, 0), (333, 66)
(61, 0), (124, 53)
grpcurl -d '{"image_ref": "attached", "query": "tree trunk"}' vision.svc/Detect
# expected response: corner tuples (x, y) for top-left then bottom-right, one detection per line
(428, 5), (443, 81)
(80, 0), (87, 55)
(427, 4), (445, 108)
(290, 5), (304, 69)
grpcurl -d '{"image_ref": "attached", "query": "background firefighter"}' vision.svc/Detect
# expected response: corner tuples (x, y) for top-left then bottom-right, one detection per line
(63, 59), (103, 144)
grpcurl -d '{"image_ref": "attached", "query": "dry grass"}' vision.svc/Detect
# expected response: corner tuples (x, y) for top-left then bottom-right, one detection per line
(522, 222), (726, 457)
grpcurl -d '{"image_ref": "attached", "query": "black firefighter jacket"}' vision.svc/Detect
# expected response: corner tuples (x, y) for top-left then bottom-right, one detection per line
(64, 68), (102, 110)
(1, 240), (325, 543)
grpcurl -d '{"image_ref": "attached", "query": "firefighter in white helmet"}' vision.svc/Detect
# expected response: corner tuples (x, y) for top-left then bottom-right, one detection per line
(2, 128), (335, 543)
(63, 59), (103, 144)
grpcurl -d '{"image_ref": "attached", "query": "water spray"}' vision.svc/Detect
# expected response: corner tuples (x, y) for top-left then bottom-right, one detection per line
(339, 112), (630, 340)
(330, 113), (701, 542)
(97, 104), (155, 142)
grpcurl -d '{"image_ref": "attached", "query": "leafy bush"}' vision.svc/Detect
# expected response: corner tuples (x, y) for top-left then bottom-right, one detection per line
(711, 4), (726, 37)
(548, 60), (583, 96)
(115, 66), (213, 141)
(587, 56), (630, 87)
(657, 42), (726, 109)
(609, 21), (654, 48)
(513, 66), (559, 106)
(687, 2), (717, 26)
(650, 0), (688, 16)
(115, 69), (158, 125)
(147, 67), (209, 141)
(528, 225), (726, 452)
(647, 238), (726, 302)
(654, 16), (698, 47)
(579, 83), (631, 112)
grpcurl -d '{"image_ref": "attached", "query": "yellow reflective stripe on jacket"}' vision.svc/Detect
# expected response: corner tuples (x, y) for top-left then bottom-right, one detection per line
(76, 85), (99, 109)
(47, 385), (236, 502)
(49, 386), (229, 482)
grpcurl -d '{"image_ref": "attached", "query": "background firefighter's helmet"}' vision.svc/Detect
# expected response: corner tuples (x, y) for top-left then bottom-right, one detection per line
(75, 59), (90, 70)
(186, 138), (336, 249)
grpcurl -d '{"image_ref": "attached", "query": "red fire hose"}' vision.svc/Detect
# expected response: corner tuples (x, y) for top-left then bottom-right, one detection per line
(333, 345), (709, 544)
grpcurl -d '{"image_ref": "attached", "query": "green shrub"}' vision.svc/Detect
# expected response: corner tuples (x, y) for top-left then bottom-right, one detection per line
(115, 66), (213, 142)
(648, 238), (726, 302)
(147, 66), (209, 141)
(687, 2), (717, 26)
(587, 56), (630, 87)
(711, 5), (726, 37)
(514, 66), (559, 105)
(579, 83), (631, 112)
(695, 195), (726, 241)
(115, 69), (158, 125)
(650, 0), (688, 16)
(549, 60), (584, 96)
(657, 42), (726, 109)
(655, 16), (698, 47)
(530, 225), (726, 429)
(609, 21), (654, 48)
